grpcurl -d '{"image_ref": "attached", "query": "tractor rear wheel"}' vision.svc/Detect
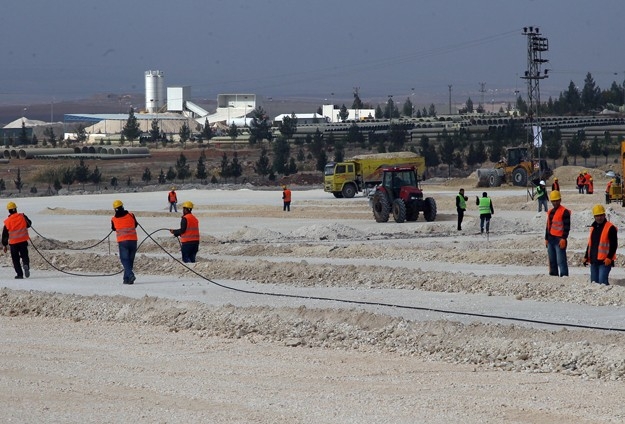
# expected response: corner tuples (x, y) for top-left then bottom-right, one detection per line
(512, 167), (528, 186)
(423, 197), (437, 222)
(392, 199), (407, 223)
(372, 192), (390, 222)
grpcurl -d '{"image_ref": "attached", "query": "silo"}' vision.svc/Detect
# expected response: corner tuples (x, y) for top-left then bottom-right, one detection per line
(145, 70), (165, 113)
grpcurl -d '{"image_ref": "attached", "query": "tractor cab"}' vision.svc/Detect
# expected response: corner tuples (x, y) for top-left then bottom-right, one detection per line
(381, 166), (421, 200)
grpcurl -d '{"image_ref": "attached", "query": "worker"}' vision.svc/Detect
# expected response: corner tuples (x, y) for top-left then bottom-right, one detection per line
(551, 177), (560, 192)
(583, 171), (592, 194)
(587, 177), (594, 194)
(606, 178), (615, 204)
(456, 188), (468, 231)
(1, 201), (32, 279)
(536, 180), (548, 213)
(170, 201), (200, 263)
(168, 187), (178, 212)
(576, 172), (586, 194)
(111, 200), (138, 285)
(282, 184), (292, 212)
(545, 190), (571, 277)
(475, 192), (494, 234)
(583, 204), (618, 285)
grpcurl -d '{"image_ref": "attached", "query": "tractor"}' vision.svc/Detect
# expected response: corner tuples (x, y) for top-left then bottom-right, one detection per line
(370, 166), (437, 223)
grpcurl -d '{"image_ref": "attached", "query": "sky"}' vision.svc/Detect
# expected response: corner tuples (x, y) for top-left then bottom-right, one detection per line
(1, 0), (624, 108)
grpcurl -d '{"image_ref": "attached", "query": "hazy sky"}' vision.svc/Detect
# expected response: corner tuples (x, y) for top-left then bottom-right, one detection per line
(2, 0), (624, 107)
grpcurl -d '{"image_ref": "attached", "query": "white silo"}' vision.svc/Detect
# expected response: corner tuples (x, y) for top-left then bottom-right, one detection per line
(145, 70), (165, 113)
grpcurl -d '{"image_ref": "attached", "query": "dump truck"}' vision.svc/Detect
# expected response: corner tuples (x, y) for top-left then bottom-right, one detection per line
(476, 146), (552, 187)
(324, 152), (426, 198)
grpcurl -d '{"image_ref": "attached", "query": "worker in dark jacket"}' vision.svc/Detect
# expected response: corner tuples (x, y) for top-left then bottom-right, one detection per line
(475, 192), (494, 234)
(170, 201), (200, 263)
(456, 188), (468, 231)
(583, 204), (618, 285)
(551, 177), (560, 192)
(111, 200), (138, 285)
(2, 201), (32, 279)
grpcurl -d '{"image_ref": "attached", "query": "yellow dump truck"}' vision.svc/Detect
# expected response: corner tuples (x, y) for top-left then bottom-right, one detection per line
(324, 152), (426, 198)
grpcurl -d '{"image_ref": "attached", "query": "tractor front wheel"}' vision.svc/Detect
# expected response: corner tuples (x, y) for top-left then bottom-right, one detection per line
(392, 198), (407, 223)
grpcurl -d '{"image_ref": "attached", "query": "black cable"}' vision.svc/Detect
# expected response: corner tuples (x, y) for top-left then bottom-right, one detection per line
(30, 226), (113, 250)
(136, 224), (625, 333)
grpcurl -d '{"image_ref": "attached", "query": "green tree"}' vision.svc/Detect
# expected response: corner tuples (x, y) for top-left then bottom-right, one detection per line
(195, 153), (208, 183)
(74, 159), (90, 189)
(545, 134), (562, 169)
(122, 107), (142, 146)
(149, 119), (161, 141)
(375, 105), (383, 119)
(175, 153), (191, 181)
(248, 106), (272, 144)
(142, 167), (152, 184)
(220, 152), (231, 181)
(581, 72), (601, 112)
(315, 150), (328, 172)
(428, 103), (437, 117)
(229, 151), (243, 182)
(158, 169), (166, 184)
(14, 168), (24, 193)
(352, 90), (363, 110)
(565, 133), (583, 165)
(439, 137), (455, 178)
(62, 166), (75, 191)
(228, 122), (239, 145)
(279, 113), (298, 140)
(201, 118), (214, 142)
(110, 176), (118, 189)
(333, 140), (345, 162)
(402, 98), (414, 117)
(273, 136), (290, 174)
(91, 166), (103, 190)
(338, 104), (349, 122)
(75, 124), (88, 143)
(254, 146), (272, 179)
(590, 135), (602, 166)
(288, 157), (298, 175)
(19, 122), (28, 146)
(166, 166), (177, 182)
(178, 121), (191, 148)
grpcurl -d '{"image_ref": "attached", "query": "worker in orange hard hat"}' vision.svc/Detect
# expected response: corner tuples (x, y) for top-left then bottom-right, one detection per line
(170, 201), (200, 263)
(111, 200), (139, 285)
(2, 201), (32, 279)
(545, 191), (570, 277)
(282, 184), (292, 212)
(168, 187), (178, 212)
(583, 204), (618, 285)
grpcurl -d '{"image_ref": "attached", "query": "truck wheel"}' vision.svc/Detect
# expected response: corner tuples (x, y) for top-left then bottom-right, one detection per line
(372, 192), (390, 222)
(512, 167), (528, 186)
(392, 199), (407, 223)
(423, 197), (437, 222)
(333, 192), (343, 198)
(342, 184), (356, 198)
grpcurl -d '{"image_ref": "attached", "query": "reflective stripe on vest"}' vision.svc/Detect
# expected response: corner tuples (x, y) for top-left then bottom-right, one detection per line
(4, 213), (29, 244)
(180, 213), (200, 243)
(457, 194), (466, 209)
(112, 213), (137, 242)
(547, 206), (569, 237)
(478, 197), (491, 214)
(588, 221), (617, 261)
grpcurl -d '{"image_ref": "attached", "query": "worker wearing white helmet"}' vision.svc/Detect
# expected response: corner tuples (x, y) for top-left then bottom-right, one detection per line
(536, 180), (548, 213)
(170, 201), (200, 263)
(583, 204), (618, 285)
(2, 201), (32, 279)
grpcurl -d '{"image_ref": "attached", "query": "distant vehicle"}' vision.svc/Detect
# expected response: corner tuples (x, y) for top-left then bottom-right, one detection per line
(477, 146), (552, 187)
(324, 152), (425, 198)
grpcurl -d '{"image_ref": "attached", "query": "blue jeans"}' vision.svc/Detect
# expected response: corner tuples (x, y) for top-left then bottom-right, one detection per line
(118, 240), (137, 282)
(589, 263), (611, 285)
(170, 202), (177, 213)
(547, 237), (568, 276)
(538, 198), (548, 212)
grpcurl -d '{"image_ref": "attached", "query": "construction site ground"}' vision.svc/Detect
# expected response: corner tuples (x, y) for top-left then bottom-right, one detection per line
(2, 166), (625, 423)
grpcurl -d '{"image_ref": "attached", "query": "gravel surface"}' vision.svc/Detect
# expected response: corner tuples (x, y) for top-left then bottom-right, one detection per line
(2, 169), (625, 423)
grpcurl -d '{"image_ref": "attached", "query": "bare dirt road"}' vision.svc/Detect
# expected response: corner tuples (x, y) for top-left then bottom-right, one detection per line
(2, 169), (625, 423)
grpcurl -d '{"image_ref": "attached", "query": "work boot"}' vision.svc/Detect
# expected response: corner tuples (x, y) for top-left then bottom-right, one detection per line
(23, 264), (30, 278)
(15, 275), (23, 279)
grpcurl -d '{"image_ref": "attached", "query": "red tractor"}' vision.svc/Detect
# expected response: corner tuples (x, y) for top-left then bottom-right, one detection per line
(370, 166), (437, 223)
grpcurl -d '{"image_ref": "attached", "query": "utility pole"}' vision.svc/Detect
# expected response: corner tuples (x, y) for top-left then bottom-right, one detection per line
(521, 26), (549, 179)
(448, 85), (452, 115)
(479, 82), (486, 111)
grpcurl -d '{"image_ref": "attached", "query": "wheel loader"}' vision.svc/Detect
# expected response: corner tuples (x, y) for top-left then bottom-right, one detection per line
(477, 146), (552, 187)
